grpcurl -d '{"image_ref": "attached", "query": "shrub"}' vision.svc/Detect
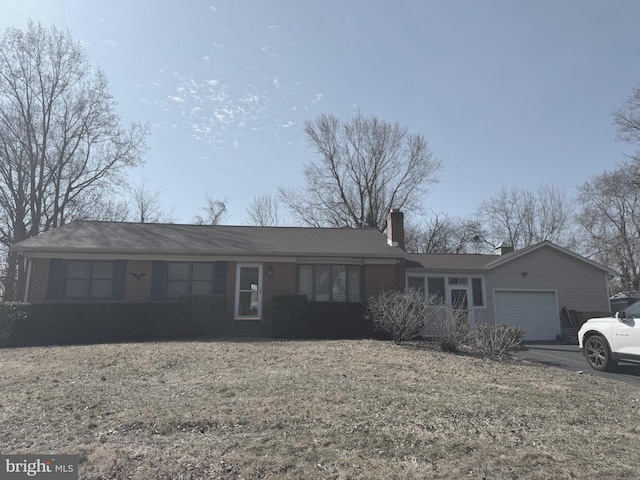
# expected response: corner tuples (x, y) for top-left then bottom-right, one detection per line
(176, 295), (226, 338)
(270, 295), (310, 338)
(431, 308), (471, 353)
(0, 303), (29, 348)
(308, 301), (371, 339)
(367, 290), (425, 344)
(0, 297), (225, 348)
(471, 323), (526, 356)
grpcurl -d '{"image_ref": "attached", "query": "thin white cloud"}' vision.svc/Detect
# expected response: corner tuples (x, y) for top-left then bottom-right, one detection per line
(168, 96), (185, 103)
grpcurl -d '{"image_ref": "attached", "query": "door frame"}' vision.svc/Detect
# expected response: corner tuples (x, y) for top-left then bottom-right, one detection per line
(234, 263), (263, 320)
(447, 284), (473, 324)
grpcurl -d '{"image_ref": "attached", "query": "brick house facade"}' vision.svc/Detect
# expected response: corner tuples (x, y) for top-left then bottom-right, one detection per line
(13, 211), (407, 336)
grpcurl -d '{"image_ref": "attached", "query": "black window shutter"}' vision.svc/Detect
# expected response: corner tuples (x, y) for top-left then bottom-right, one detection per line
(112, 260), (127, 300)
(213, 261), (227, 294)
(150, 261), (166, 300)
(47, 258), (65, 300)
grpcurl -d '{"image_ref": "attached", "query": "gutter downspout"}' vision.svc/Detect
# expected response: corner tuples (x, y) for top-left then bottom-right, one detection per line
(23, 257), (32, 303)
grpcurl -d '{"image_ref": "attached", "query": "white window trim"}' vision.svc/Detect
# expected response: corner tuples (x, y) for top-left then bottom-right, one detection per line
(405, 274), (486, 309)
(234, 263), (263, 320)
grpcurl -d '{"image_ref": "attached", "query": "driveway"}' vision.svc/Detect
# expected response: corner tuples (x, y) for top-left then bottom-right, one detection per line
(513, 343), (640, 389)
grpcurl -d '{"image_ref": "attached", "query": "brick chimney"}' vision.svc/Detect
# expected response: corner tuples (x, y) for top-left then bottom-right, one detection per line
(387, 209), (405, 250)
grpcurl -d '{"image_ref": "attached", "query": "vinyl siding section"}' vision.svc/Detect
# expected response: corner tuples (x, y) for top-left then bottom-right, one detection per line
(483, 246), (610, 323)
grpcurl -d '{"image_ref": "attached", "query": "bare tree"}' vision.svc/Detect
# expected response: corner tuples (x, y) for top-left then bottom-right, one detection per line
(127, 180), (177, 223)
(613, 85), (640, 161)
(246, 193), (282, 226)
(475, 184), (574, 250)
(404, 212), (483, 254)
(576, 164), (640, 292)
(194, 194), (228, 225)
(0, 21), (148, 299)
(279, 112), (442, 231)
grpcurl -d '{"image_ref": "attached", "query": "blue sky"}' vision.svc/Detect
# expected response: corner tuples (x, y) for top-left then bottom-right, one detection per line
(2, 0), (640, 225)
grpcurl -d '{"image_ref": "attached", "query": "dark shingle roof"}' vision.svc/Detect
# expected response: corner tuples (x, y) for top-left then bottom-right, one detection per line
(12, 221), (402, 258)
(406, 253), (499, 271)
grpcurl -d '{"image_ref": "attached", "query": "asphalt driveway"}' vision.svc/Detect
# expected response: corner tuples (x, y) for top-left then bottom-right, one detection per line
(513, 343), (640, 389)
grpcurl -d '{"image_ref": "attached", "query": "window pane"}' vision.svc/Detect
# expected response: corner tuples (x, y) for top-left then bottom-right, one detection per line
(91, 261), (113, 279)
(332, 265), (346, 302)
(427, 277), (445, 306)
(192, 280), (214, 295)
(65, 279), (87, 298)
(299, 265), (313, 300)
(239, 291), (258, 316)
(167, 263), (189, 280)
(315, 265), (330, 301)
(66, 261), (90, 279)
(240, 267), (259, 291)
(408, 277), (425, 293)
(348, 266), (362, 302)
(627, 302), (640, 318)
(472, 278), (483, 307)
(167, 280), (188, 298)
(90, 279), (113, 298)
(192, 263), (214, 281)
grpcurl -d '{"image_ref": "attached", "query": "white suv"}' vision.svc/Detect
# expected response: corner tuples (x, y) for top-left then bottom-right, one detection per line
(578, 301), (640, 371)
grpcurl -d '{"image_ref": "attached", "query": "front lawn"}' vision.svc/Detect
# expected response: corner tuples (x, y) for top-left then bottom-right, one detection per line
(1, 339), (638, 479)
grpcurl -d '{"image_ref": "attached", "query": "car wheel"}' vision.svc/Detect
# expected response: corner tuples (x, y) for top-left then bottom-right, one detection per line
(584, 335), (615, 371)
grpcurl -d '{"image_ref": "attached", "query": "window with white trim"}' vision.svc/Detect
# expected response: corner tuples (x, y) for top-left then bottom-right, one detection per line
(407, 275), (485, 308)
(299, 265), (362, 302)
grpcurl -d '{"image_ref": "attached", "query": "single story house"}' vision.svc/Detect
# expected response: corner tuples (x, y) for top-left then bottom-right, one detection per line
(11, 210), (614, 340)
(11, 212), (407, 336)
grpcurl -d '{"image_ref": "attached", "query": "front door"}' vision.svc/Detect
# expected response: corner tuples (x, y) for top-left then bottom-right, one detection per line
(235, 264), (262, 319)
(448, 286), (471, 324)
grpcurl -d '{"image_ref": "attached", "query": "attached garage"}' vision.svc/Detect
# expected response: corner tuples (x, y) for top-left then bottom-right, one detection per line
(494, 290), (559, 341)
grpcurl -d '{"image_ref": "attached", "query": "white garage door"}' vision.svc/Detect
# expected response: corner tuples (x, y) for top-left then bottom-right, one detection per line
(494, 291), (559, 341)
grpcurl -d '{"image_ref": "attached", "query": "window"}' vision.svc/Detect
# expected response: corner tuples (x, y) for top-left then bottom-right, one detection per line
(412, 275), (484, 308)
(427, 277), (445, 305)
(407, 276), (425, 293)
(166, 262), (215, 298)
(298, 265), (362, 302)
(472, 278), (484, 307)
(64, 260), (114, 299)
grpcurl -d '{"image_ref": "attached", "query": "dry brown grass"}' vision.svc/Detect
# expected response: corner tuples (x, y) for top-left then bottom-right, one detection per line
(1, 339), (639, 479)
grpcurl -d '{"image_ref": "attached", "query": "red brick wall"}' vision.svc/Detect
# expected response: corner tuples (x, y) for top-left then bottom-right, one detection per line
(364, 260), (405, 300)
(25, 257), (406, 319)
(124, 260), (153, 302)
(27, 258), (50, 303)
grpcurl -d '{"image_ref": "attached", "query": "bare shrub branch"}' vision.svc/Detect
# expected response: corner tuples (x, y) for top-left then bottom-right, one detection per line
(367, 290), (426, 344)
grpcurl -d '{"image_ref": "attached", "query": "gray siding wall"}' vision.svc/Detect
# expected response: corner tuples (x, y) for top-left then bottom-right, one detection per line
(483, 246), (610, 323)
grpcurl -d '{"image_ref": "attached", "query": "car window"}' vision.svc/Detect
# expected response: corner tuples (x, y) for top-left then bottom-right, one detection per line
(626, 302), (640, 318)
